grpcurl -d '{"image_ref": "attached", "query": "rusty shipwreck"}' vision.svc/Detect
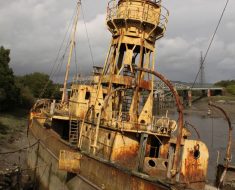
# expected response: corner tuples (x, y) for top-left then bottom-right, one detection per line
(27, 0), (212, 189)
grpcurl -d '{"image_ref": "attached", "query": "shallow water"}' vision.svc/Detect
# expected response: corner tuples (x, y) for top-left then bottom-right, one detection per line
(169, 111), (235, 183)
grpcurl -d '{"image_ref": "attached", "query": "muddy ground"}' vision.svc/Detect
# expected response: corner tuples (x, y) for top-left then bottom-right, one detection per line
(0, 109), (34, 189)
(185, 96), (235, 120)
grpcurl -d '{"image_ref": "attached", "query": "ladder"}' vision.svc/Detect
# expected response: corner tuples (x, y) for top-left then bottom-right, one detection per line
(122, 89), (133, 121)
(122, 65), (134, 121)
(69, 117), (79, 146)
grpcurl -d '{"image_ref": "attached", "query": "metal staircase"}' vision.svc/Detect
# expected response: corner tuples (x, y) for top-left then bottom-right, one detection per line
(69, 117), (79, 146)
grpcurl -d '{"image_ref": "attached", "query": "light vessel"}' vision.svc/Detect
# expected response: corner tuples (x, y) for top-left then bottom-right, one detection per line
(28, 0), (210, 189)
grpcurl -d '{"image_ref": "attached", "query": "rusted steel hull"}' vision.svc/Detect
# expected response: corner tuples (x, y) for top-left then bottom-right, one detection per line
(27, 119), (172, 190)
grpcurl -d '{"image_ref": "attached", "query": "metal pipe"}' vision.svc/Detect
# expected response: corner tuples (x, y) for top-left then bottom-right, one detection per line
(208, 102), (232, 166)
(185, 121), (201, 140)
(134, 67), (184, 178)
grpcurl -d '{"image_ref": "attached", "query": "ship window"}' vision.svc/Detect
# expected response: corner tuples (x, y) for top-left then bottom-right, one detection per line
(148, 159), (156, 167)
(148, 135), (161, 158)
(164, 161), (168, 168)
(193, 144), (200, 159)
(140, 120), (146, 124)
(194, 150), (200, 159)
(85, 91), (91, 100)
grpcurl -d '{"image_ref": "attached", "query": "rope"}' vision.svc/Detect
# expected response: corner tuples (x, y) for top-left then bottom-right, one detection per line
(21, 163), (49, 172)
(191, 0), (230, 88)
(81, 2), (95, 67)
(0, 140), (39, 155)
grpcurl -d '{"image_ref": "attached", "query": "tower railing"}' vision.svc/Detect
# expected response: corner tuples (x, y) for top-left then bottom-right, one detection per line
(107, 0), (169, 31)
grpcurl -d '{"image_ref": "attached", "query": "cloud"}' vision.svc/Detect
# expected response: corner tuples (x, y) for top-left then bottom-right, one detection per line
(0, 0), (234, 83)
(157, 36), (235, 82)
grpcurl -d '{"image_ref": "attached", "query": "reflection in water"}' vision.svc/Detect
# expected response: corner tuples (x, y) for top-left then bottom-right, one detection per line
(169, 112), (235, 183)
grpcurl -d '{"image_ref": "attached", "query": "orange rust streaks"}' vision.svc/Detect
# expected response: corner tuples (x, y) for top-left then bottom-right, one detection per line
(159, 144), (169, 159)
(112, 144), (139, 169)
(184, 145), (205, 182)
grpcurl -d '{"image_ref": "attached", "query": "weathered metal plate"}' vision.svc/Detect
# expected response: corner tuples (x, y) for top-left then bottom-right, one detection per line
(59, 150), (82, 173)
(180, 140), (209, 189)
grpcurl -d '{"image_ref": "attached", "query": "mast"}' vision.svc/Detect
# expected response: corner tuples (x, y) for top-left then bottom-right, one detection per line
(61, 0), (81, 104)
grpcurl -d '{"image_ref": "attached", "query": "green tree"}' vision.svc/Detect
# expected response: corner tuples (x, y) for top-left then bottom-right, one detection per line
(215, 80), (235, 96)
(15, 79), (35, 108)
(0, 46), (19, 111)
(215, 80), (235, 88)
(17, 72), (60, 99)
(227, 85), (235, 95)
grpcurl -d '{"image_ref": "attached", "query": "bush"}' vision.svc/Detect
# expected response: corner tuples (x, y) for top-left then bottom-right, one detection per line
(226, 85), (235, 95)
(215, 80), (235, 87)
(19, 86), (35, 108)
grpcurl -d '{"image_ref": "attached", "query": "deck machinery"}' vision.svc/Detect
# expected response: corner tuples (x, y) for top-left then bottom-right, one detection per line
(28, 0), (210, 189)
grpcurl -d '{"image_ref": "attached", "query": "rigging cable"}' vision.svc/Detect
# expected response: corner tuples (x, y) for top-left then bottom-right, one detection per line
(50, 35), (76, 98)
(81, 2), (95, 68)
(191, 0), (230, 88)
(38, 7), (77, 99)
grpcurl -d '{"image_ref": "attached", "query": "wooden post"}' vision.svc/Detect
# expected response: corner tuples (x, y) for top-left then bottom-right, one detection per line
(207, 89), (211, 97)
(188, 90), (192, 107)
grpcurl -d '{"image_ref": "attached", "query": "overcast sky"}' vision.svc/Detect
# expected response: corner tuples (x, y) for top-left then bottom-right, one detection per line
(0, 0), (234, 83)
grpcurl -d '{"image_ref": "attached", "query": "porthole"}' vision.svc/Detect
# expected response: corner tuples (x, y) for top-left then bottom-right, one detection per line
(193, 144), (200, 159)
(148, 159), (156, 167)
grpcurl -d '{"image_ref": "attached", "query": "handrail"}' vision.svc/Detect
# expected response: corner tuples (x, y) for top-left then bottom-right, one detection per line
(106, 0), (169, 30)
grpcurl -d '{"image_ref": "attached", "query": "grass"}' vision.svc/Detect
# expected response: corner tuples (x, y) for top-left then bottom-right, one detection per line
(191, 95), (235, 103)
(210, 96), (235, 102)
(0, 108), (28, 137)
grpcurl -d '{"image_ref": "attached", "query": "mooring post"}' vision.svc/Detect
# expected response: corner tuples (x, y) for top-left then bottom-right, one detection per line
(188, 90), (192, 107)
(207, 89), (211, 97)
